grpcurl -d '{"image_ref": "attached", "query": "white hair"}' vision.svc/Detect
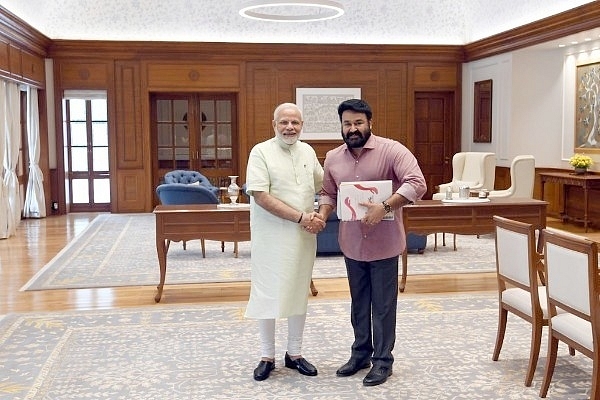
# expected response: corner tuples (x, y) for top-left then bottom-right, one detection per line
(273, 102), (302, 120)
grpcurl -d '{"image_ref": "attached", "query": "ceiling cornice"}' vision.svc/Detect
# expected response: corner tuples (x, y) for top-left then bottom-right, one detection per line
(0, 5), (50, 56)
(464, 2), (600, 61)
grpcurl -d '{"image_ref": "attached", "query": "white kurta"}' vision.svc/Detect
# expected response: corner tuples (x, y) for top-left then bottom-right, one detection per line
(245, 137), (323, 319)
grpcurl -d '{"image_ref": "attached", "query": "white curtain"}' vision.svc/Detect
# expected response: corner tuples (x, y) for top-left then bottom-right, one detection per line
(3, 81), (21, 236)
(23, 87), (46, 218)
(0, 81), (8, 238)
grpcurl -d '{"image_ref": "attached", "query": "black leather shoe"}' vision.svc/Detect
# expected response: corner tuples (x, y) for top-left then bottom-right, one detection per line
(253, 360), (275, 381)
(284, 352), (318, 376)
(336, 359), (371, 377)
(363, 365), (392, 386)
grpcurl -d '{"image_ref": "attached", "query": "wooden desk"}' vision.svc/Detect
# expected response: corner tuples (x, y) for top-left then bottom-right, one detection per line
(154, 204), (250, 302)
(401, 198), (547, 292)
(539, 172), (600, 232)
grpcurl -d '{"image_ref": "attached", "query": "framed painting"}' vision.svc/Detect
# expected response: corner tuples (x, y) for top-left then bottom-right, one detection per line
(575, 61), (600, 152)
(473, 79), (492, 143)
(295, 87), (361, 140)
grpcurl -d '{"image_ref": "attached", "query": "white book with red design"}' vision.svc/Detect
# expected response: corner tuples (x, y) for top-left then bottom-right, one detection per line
(337, 180), (394, 221)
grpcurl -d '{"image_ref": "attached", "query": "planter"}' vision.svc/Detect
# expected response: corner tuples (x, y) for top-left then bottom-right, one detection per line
(574, 167), (588, 175)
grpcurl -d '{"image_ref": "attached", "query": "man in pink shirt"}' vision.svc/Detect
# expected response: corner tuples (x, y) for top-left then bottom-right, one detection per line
(318, 99), (426, 386)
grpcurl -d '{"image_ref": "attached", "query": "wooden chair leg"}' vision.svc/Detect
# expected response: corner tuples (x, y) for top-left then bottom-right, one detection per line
(234, 241), (239, 258)
(221, 241), (225, 253)
(492, 307), (508, 361)
(434, 233), (438, 251)
(310, 279), (318, 296)
(201, 239), (206, 258)
(453, 233), (457, 251)
(183, 240), (187, 250)
(525, 322), (543, 387)
(539, 336), (560, 398)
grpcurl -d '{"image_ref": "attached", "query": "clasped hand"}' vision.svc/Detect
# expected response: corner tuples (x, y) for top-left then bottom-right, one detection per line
(300, 212), (326, 234)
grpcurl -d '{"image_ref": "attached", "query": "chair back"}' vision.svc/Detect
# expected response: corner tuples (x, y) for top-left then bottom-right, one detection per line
(509, 155), (535, 198)
(156, 184), (219, 205)
(452, 152), (496, 190)
(487, 155), (535, 199)
(543, 229), (598, 321)
(163, 170), (219, 196)
(494, 216), (539, 295)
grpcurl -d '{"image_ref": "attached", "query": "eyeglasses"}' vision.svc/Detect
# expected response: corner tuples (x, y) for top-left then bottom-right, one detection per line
(277, 119), (302, 127)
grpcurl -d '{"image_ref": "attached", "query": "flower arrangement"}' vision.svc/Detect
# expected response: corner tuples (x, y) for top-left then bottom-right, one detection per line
(569, 153), (593, 169)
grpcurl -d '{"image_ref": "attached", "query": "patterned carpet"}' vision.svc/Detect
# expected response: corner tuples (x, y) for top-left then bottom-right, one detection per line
(21, 213), (496, 291)
(0, 293), (591, 399)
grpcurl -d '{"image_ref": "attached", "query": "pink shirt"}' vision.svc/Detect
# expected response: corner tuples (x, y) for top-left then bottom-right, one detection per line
(319, 134), (427, 261)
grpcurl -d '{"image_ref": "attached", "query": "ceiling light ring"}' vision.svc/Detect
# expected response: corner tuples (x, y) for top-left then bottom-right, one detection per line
(239, 0), (345, 22)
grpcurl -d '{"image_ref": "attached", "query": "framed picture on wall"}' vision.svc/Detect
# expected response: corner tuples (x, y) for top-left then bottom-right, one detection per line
(575, 61), (600, 152)
(473, 79), (492, 143)
(295, 87), (361, 140)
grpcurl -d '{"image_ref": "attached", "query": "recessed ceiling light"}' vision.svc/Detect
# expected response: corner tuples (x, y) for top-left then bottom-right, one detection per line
(239, 0), (345, 22)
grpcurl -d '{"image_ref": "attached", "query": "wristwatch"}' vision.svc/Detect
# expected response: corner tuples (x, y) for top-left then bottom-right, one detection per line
(382, 201), (392, 214)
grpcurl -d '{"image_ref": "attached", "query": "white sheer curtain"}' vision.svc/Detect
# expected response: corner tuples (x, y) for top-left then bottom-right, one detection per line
(0, 81), (8, 238)
(3, 81), (21, 236)
(23, 87), (46, 218)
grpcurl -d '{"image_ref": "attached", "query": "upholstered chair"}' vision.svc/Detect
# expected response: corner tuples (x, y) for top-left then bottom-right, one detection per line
(163, 170), (219, 197)
(492, 216), (547, 387)
(487, 155), (535, 199)
(432, 152), (496, 200)
(155, 181), (220, 254)
(539, 229), (600, 398)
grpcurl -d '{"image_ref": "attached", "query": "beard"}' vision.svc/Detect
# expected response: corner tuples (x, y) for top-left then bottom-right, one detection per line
(342, 128), (371, 149)
(276, 130), (298, 145)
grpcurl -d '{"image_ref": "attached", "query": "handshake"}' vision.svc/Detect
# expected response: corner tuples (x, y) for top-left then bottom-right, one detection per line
(299, 212), (326, 234)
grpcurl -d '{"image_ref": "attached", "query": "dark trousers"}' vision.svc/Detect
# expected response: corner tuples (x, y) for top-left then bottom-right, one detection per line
(344, 255), (398, 368)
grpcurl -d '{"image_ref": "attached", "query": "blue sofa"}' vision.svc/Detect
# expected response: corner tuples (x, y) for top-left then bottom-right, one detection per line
(316, 211), (427, 255)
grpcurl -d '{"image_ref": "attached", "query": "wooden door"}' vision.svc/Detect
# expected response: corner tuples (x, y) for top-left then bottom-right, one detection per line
(413, 92), (455, 199)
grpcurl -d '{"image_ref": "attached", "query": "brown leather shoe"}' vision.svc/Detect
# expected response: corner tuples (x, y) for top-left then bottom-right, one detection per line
(253, 360), (275, 381)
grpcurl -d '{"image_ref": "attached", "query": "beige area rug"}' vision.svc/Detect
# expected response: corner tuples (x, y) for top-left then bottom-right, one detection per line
(0, 293), (592, 399)
(21, 213), (496, 291)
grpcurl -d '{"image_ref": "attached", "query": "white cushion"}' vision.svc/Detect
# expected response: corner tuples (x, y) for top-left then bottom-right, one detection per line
(502, 286), (550, 318)
(551, 313), (593, 351)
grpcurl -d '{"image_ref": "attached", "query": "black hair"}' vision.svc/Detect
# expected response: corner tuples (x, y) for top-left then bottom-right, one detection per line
(337, 99), (372, 122)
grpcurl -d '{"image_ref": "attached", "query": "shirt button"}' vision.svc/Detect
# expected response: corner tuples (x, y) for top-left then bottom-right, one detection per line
(363, 234), (368, 238)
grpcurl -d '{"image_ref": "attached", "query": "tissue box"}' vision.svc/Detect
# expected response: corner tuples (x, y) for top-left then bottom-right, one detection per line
(338, 180), (393, 221)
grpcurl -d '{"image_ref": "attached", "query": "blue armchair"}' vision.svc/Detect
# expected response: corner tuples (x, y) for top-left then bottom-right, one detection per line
(156, 178), (221, 254)
(163, 170), (219, 197)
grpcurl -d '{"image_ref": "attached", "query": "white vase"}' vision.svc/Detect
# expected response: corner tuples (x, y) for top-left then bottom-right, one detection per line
(227, 176), (240, 204)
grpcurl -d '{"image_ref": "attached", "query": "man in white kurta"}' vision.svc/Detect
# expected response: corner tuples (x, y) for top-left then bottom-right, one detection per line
(245, 103), (324, 381)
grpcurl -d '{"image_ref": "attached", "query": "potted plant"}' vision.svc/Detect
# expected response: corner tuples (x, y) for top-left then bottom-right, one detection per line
(569, 153), (593, 174)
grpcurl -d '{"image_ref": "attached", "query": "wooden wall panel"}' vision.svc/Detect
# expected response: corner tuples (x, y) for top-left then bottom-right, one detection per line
(21, 50), (44, 84)
(115, 171), (147, 213)
(56, 61), (110, 88)
(145, 63), (240, 89)
(412, 65), (457, 88)
(0, 38), (9, 75)
(115, 61), (143, 169)
(8, 44), (20, 77)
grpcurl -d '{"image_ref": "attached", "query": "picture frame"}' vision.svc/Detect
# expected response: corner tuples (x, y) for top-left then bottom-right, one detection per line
(473, 79), (492, 143)
(295, 87), (361, 140)
(575, 61), (600, 152)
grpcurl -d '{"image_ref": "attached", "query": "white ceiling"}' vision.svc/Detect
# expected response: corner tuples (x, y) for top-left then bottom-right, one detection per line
(0, 0), (596, 46)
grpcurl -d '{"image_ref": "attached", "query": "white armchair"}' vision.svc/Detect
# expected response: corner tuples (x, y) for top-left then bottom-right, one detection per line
(487, 155), (535, 199)
(432, 152), (496, 200)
